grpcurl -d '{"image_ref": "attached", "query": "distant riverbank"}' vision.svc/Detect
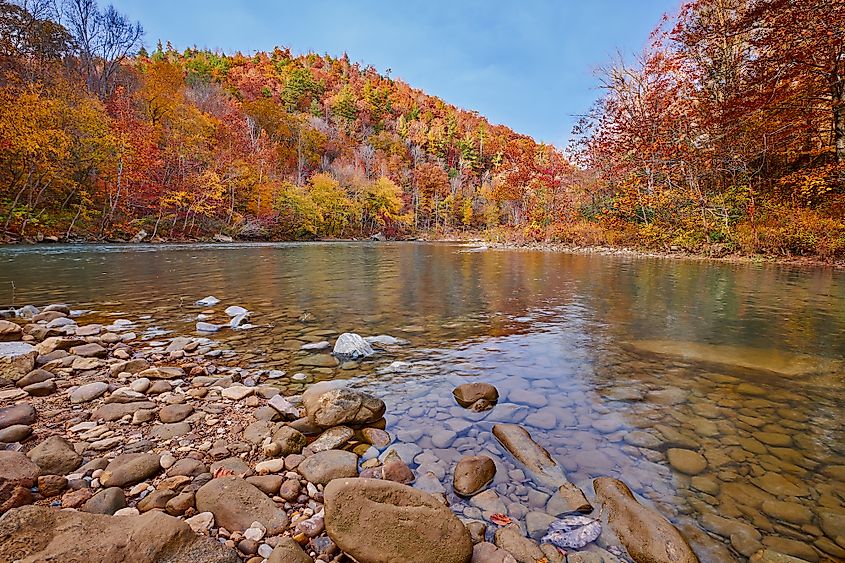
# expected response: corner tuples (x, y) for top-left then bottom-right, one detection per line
(3, 231), (843, 269)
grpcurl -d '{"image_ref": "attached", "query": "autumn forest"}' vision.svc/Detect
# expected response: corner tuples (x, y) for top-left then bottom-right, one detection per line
(1, 0), (843, 258)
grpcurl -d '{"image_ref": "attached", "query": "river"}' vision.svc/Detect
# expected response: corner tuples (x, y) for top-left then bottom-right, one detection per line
(3, 242), (844, 561)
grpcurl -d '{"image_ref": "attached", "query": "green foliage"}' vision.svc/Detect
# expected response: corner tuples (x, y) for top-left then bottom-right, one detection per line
(282, 68), (322, 112)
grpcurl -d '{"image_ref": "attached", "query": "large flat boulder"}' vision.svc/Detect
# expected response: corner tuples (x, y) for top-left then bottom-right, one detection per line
(303, 383), (385, 428)
(593, 477), (698, 563)
(324, 478), (473, 563)
(195, 476), (288, 534)
(0, 505), (238, 562)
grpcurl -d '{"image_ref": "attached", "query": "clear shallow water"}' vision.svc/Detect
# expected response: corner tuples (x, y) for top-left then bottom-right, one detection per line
(3, 242), (845, 561)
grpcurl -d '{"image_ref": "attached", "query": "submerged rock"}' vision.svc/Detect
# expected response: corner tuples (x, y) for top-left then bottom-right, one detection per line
(0, 505), (238, 562)
(324, 478), (473, 563)
(453, 383), (499, 408)
(453, 455), (496, 497)
(492, 423), (568, 488)
(593, 477), (698, 563)
(667, 449), (708, 476)
(625, 339), (842, 377)
(332, 333), (375, 360)
(195, 296), (220, 307)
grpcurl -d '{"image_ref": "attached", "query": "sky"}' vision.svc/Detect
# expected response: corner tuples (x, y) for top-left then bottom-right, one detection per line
(108, 0), (680, 148)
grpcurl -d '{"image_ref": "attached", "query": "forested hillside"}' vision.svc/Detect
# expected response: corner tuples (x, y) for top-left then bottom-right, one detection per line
(0, 0), (568, 242)
(1, 0), (843, 259)
(571, 0), (845, 258)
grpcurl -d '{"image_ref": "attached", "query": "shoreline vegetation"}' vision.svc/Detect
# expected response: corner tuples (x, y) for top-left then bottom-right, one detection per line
(2, 1), (843, 263)
(3, 231), (843, 269)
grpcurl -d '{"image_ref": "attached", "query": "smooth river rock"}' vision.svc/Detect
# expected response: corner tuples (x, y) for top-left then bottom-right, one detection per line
(324, 478), (473, 563)
(593, 477), (698, 563)
(303, 383), (386, 428)
(27, 435), (82, 475)
(297, 450), (359, 485)
(492, 423), (567, 488)
(453, 455), (496, 496)
(70, 381), (110, 404)
(667, 448), (708, 475)
(453, 383), (499, 407)
(195, 476), (289, 534)
(99, 453), (161, 487)
(0, 403), (36, 430)
(0, 505), (238, 562)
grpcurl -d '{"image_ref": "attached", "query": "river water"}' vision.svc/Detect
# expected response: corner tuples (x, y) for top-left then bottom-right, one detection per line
(3, 242), (845, 562)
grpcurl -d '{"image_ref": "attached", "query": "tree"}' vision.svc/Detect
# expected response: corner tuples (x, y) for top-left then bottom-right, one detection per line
(62, 0), (143, 97)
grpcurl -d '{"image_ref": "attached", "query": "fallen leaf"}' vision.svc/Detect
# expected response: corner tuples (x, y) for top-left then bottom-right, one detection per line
(490, 513), (512, 526)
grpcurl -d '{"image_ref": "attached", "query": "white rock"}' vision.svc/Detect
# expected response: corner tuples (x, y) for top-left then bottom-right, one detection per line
(224, 306), (248, 317)
(332, 332), (375, 360)
(195, 296), (220, 307)
(69, 421), (98, 433)
(113, 507), (140, 517)
(244, 525), (266, 541)
(185, 512), (214, 533)
(229, 312), (250, 328)
(379, 361), (411, 374)
(257, 544), (273, 558)
(196, 322), (221, 333)
(160, 452), (176, 469)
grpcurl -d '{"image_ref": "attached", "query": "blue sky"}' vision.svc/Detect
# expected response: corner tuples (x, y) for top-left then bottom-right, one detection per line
(109, 1), (679, 147)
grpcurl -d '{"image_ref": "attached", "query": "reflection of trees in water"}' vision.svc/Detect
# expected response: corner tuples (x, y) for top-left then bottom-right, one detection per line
(3, 244), (844, 359)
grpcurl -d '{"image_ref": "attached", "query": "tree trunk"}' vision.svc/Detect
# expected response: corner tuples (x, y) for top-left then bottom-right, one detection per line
(833, 75), (845, 164)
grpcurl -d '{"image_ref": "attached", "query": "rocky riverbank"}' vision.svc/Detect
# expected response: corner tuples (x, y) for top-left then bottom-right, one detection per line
(0, 302), (835, 562)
